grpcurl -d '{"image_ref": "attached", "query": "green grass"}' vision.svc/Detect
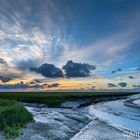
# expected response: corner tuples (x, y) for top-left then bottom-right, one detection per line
(3, 126), (20, 138)
(0, 91), (137, 107)
(0, 99), (34, 138)
(41, 97), (65, 107)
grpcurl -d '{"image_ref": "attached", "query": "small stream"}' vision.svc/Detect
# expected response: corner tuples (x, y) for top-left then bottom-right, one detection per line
(72, 94), (140, 140)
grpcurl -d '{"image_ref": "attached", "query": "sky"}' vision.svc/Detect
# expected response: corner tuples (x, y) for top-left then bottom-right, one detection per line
(0, 0), (140, 91)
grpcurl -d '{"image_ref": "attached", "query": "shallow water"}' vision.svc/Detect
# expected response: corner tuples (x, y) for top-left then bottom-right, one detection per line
(133, 99), (140, 106)
(72, 94), (140, 140)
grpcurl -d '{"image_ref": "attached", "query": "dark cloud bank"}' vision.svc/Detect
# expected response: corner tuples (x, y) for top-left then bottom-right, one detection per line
(30, 60), (96, 78)
(62, 60), (96, 77)
(0, 82), (60, 89)
(30, 63), (63, 78)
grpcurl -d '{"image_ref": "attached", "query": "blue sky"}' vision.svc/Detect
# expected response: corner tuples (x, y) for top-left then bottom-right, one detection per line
(0, 0), (140, 91)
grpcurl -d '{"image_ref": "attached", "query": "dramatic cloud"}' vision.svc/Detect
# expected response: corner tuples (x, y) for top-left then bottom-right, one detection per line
(0, 58), (6, 64)
(112, 68), (122, 74)
(118, 82), (127, 87)
(30, 63), (63, 78)
(62, 60), (96, 77)
(107, 83), (117, 87)
(0, 0), (140, 91)
(0, 76), (11, 83)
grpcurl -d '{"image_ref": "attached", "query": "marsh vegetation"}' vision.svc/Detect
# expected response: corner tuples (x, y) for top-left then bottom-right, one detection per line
(0, 99), (34, 138)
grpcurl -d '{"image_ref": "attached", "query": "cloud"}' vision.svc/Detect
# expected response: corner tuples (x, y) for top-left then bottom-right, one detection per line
(29, 60), (96, 79)
(0, 76), (12, 83)
(133, 85), (140, 88)
(30, 63), (63, 78)
(0, 67), (24, 80)
(0, 0), (140, 88)
(29, 81), (37, 85)
(16, 60), (39, 70)
(0, 0), (139, 78)
(0, 0), (72, 70)
(112, 70), (116, 74)
(48, 83), (60, 88)
(136, 67), (140, 71)
(62, 60), (96, 77)
(0, 58), (6, 64)
(118, 82), (127, 87)
(0, 82), (60, 89)
(28, 79), (43, 84)
(29, 84), (47, 89)
(107, 83), (117, 87)
(117, 68), (122, 72)
(0, 83), (28, 89)
(34, 79), (43, 83)
(0, 83), (44, 89)
(112, 68), (122, 74)
(128, 76), (134, 79)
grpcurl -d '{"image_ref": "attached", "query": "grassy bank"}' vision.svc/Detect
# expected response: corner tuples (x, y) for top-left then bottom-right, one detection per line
(0, 92), (137, 107)
(0, 99), (34, 138)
